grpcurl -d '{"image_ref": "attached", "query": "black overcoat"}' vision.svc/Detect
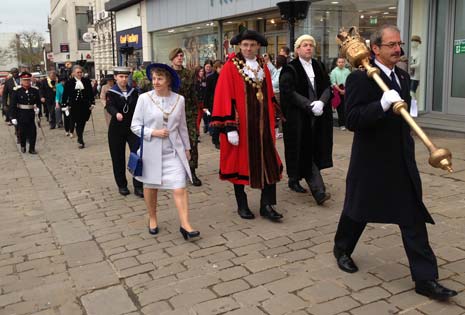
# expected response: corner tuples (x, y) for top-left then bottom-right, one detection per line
(279, 58), (333, 180)
(342, 61), (434, 225)
(62, 77), (94, 123)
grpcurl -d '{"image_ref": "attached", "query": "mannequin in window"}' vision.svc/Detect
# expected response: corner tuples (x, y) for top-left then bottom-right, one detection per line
(410, 35), (421, 99)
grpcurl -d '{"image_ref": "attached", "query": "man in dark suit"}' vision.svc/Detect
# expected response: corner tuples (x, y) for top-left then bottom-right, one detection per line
(2, 68), (20, 123)
(204, 60), (223, 149)
(279, 34), (333, 205)
(333, 25), (457, 301)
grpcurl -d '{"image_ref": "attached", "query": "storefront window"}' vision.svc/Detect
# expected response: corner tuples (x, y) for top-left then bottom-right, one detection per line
(152, 22), (219, 68)
(409, 0), (430, 112)
(432, 1), (447, 112)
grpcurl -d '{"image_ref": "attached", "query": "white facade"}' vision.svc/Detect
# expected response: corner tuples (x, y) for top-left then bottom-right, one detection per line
(93, 0), (116, 78)
(0, 33), (19, 71)
(49, 0), (93, 65)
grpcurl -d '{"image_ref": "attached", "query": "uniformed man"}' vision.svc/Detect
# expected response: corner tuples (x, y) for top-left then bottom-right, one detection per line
(169, 48), (202, 186)
(9, 72), (40, 154)
(106, 66), (144, 197)
(2, 67), (20, 123)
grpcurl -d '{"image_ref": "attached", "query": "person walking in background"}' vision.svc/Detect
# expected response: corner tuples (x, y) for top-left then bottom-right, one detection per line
(62, 65), (95, 148)
(106, 66), (144, 198)
(279, 34), (333, 205)
(204, 60), (223, 149)
(211, 29), (283, 222)
(169, 48), (202, 186)
(193, 66), (206, 134)
(271, 55), (287, 140)
(100, 75), (115, 126)
(55, 76), (69, 136)
(2, 68), (20, 124)
(131, 63), (200, 240)
(333, 24), (457, 301)
(40, 70), (58, 129)
(330, 57), (351, 130)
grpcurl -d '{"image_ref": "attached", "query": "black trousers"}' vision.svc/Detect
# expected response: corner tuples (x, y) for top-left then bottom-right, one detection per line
(108, 122), (142, 189)
(233, 183), (276, 210)
(211, 127), (220, 145)
(75, 120), (86, 144)
(336, 95), (345, 127)
(305, 162), (326, 197)
(46, 102), (56, 127)
(19, 120), (37, 150)
(334, 214), (438, 281)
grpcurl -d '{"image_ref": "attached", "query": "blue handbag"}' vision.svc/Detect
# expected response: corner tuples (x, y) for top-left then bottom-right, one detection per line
(127, 126), (144, 176)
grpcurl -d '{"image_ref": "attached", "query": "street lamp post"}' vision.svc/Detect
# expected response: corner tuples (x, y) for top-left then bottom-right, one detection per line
(277, 0), (320, 52)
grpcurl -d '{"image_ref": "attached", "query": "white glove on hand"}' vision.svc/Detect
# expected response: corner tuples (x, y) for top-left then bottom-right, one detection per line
(89, 104), (95, 111)
(11, 119), (17, 125)
(380, 90), (402, 112)
(64, 107), (70, 117)
(227, 131), (239, 146)
(34, 107), (40, 115)
(310, 100), (324, 116)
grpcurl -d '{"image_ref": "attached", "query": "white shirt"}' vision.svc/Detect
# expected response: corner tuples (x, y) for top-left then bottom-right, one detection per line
(299, 57), (315, 90)
(374, 59), (401, 89)
(244, 57), (264, 81)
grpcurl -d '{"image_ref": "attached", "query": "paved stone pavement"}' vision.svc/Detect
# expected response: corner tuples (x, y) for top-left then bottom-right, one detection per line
(1, 101), (464, 315)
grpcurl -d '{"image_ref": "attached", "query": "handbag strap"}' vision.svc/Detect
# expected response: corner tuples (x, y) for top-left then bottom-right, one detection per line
(140, 125), (144, 158)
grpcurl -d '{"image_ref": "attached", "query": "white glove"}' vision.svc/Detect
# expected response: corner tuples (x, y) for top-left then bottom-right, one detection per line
(310, 100), (324, 116)
(380, 90), (402, 112)
(34, 107), (40, 115)
(89, 104), (95, 111)
(227, 131), (239, 146)
(206, 109), (211, 116)
(11, 119), (17, 125)
(61, 106), (68, 112)
(65, 108), (70, 117)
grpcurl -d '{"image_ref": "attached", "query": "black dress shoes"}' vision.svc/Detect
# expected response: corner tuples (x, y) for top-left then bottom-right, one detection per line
(21, 146), (26, 153)
(334, 246), (358, 273)
(78, 143), (85, 149)
(28, 149), (37, 154)
(238, 208), (255, 219)
(192, 173), (202, 186)
(288, 180), (307, 193)
(134, 187), (144, 198)
(315, 192), (331, 205)
(148, 226), (159, 235)
(415, 280), (458, 300)
(119, 187), (130, 196)
(180, 226), (200, 240)
(260, 205), (283, 222)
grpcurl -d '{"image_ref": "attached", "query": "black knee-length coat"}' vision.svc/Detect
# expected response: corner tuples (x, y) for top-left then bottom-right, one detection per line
(62, 77), (94, 123)
(279, 58), (333, 180)
(342, 61), (434, 225)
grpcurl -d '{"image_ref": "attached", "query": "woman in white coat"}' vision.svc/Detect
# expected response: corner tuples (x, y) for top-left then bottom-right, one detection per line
(131, 63), (200, 240)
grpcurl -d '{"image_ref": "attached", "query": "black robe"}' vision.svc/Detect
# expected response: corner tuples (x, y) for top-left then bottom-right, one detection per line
(279, 58), (333, 180)
(62, 77), (94, 123)
(342, 61), (434, 225)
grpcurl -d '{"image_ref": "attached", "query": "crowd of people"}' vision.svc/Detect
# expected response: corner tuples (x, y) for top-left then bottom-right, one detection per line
(0, 24), (459, 302)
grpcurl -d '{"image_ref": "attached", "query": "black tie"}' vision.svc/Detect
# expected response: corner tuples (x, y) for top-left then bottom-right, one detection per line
(390, 71), (401, 93)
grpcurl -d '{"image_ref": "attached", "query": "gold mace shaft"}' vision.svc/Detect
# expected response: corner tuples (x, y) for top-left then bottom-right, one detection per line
(361, 59), (453, 173)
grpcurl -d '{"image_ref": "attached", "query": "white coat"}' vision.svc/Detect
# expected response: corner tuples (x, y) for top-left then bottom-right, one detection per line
(131, 90), (192, 185)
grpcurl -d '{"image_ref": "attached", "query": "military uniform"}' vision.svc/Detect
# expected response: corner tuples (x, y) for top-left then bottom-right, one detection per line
(169, 47), (202, 186)
(9, 72), (40, 154)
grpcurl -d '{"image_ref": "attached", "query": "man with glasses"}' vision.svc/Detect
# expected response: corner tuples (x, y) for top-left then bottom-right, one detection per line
(333, 24), (457, 301)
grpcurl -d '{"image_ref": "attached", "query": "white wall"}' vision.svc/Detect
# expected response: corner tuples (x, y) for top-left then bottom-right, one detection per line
(116, 5), (141, 32)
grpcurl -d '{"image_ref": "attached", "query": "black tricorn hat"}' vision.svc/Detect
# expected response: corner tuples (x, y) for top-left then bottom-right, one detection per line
(230, 29), (268, 46)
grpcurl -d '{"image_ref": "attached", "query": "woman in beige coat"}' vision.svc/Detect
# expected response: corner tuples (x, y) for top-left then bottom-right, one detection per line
(131, 63), (199, 240)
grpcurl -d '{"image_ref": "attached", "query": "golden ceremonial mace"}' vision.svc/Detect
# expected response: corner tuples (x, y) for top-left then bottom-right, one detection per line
(337, 27), (453, 173)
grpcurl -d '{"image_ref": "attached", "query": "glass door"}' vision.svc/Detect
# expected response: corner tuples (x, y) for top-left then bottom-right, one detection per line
(448, 0), (465, 115)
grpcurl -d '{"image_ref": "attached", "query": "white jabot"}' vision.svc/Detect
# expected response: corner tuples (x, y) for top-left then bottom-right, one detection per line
(374, 59), (400, 87)
(299, 57), (315, 90)
(75, 79), (84, 90)
(244, 57), (264, 81)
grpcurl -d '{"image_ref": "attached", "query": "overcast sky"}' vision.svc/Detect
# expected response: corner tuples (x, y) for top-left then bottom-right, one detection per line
(0, 0), (50, 41)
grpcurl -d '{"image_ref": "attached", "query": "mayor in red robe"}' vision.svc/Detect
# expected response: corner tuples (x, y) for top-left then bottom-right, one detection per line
(211, 29), (283, 222)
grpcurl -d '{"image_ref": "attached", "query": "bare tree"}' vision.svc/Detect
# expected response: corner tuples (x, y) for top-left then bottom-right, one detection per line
(8, 31), (45, 70)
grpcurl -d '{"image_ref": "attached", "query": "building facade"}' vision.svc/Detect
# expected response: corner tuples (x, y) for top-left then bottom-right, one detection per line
(145, 0), (464, 130)
(0, 33), (19, 72)
(49, 0), (95, 77)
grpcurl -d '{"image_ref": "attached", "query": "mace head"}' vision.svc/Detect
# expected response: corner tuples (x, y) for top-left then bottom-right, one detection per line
(337, 26), (371, 68)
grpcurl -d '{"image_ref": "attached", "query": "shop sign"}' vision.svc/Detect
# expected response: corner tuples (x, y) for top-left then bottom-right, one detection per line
(454, 39), (465, 54)
(116, 26), (143, 50)
(369, 17), (377, 25)
(60, 43), (69, 53)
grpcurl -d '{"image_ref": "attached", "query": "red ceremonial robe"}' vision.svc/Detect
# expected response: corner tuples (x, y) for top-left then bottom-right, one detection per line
(211, 52), (282, 188)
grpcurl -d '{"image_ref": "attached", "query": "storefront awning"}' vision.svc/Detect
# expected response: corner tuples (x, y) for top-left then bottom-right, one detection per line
(105, 0), (142, 12)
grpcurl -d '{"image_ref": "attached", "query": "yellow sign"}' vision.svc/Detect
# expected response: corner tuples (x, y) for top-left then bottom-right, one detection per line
(119, 33), (139, 45)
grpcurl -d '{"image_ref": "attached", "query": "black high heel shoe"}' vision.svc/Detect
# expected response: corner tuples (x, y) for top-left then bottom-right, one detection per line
(179, 226), (200, 240)
(148, 226), (159, 235)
